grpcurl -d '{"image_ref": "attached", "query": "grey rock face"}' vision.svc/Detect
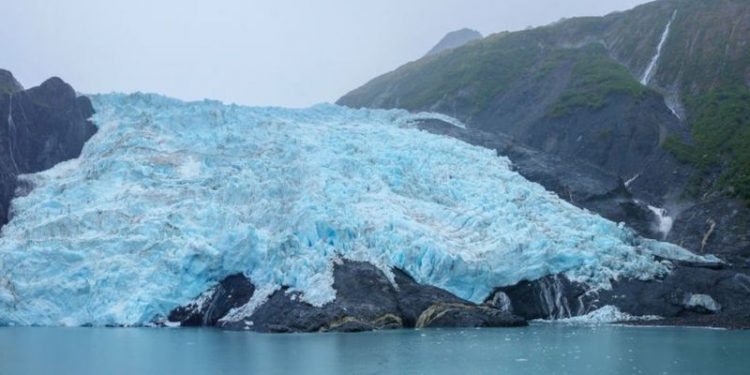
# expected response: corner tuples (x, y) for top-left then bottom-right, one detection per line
(170, 260), (527, 333)
(0, 72), (97, 225)
(426, 28), (482, 56)
(168, 274), (254, 326)
(667, 197), (750, 266)
(487, 274), (597, 321)
(491, 264), (750, 328)
(415, 302), (525, 328)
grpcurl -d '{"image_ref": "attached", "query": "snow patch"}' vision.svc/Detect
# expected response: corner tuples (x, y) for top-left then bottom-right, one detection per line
(403, 112), (467, 129)
(685, 294), (721, 313)
(220, 284), (279, 323)
(551, 305), (661, 324)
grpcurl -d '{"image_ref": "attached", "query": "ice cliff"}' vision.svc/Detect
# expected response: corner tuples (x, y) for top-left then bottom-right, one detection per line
(0, 93), (713, 326)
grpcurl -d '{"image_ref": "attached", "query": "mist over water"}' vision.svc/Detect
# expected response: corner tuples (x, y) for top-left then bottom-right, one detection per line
(1, 0), (650, 107)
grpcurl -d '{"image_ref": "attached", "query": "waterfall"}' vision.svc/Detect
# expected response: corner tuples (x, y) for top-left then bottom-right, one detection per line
(648, 205), (674, 240)
(538, 275), (572, 319)
(640, 11), (678, 85)
(6, 95), (19, 173)
(624, 173), (640, 188)
(488, 291), (513, 314)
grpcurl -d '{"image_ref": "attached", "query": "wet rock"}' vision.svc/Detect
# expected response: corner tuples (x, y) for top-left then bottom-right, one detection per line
(488, 274), (596, 320)
(391, 268), (467, 327)
(668, 197), (750, 266)
(325, 318), (375, 333)
(495, 263), (750, 328)
(178, 260), (526, 333)
(234, 288), (334, 333)
(168, 274), (254, 326)
(416, 303), (526, 328)
(600, 265), (749, 320)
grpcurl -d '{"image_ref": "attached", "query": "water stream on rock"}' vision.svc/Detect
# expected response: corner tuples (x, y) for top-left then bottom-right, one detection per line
(641, 11), (678, 85)
(6, 95), (19, 173)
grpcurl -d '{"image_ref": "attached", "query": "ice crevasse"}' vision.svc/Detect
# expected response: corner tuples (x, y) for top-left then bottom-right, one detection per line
(0, 93), (715, 326)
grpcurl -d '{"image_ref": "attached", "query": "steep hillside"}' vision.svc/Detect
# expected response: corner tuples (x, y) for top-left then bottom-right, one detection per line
(338, 0), (750, 265)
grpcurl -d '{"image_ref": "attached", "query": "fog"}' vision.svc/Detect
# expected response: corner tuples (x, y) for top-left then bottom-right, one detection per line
(1, 0), (649, 107)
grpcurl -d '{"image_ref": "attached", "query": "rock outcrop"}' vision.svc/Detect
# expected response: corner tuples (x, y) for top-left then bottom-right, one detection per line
(0, 71), (96, 225)
(168, 274), (255, 327)
(167, 260), (527, 333)
(489, 262), (750, 329)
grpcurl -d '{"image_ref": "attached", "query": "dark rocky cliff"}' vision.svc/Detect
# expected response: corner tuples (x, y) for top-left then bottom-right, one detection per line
(0, 70), (96, 225)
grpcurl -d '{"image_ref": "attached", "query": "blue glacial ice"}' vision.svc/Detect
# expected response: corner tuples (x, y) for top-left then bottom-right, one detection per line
(0, 93), (716, 326)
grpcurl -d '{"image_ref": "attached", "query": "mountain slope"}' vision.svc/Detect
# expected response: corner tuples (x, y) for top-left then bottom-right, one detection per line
(425, 28), (482, 56)
(337, 0), (750, 265)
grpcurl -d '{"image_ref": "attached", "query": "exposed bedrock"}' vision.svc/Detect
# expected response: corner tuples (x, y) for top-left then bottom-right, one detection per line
(0, 70), (97, 225)
(489, 263), (750, 329)
(168, 274), (255, 327)
(169, 258), (750, 330)
(167, 260), (527, 333)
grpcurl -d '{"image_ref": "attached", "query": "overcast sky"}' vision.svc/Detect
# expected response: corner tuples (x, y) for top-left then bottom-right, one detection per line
(2, 0), (649, 107)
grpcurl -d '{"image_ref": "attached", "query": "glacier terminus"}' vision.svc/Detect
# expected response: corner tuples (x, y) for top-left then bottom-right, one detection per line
(0, 93), (717, 327)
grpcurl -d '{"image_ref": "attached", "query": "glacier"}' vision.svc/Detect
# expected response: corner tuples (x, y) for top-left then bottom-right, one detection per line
(0, 93), (716, 326)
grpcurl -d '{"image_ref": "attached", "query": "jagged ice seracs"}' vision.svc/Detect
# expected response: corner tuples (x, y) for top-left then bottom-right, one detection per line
(0, 93), (715, 326)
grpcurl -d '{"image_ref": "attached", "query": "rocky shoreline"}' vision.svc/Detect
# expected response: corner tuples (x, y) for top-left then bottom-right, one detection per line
(166, 260), (527, 333)
(165, 258), (750, 332)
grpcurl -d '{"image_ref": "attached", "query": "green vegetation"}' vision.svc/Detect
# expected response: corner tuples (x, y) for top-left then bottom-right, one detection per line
(0, 83), (17, 95)
(664, 86), (750, 202)
(0, 70), (22, 95)
(388, 30), (548, 114)
(637, 0), (750, 203)
(548, 45), (648, 117)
